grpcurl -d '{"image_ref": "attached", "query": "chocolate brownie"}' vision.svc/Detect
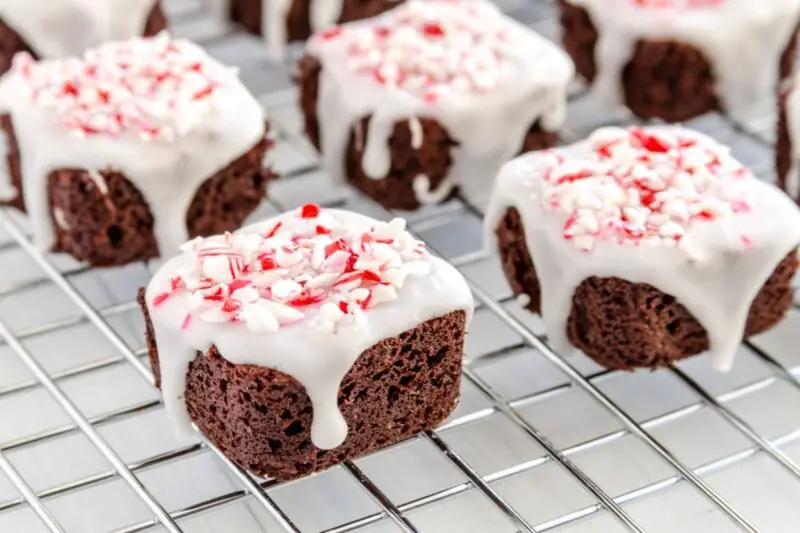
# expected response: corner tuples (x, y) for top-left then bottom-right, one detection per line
(486, 125), (800, 371)
(298, 0), (572, 210)
(46, 133), (272, 267)
(0, 1), (168, 210)
(496, 207), (798, 370)
(141, 291), (466, 479)
(140, 206), (473, 480)
(558, 0), (800, 122)
(1, 35), (273, 267)
(230, 0), (404, 44)
(298, 55), (558, 211)
(0, 1), (167, 78)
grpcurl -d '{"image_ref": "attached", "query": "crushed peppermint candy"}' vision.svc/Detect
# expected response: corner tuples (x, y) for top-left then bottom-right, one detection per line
(309, 0), (516, 101)
(540, 127), (756, 251)
(12, 33), (228, 141)
(151, 205), (431, 333)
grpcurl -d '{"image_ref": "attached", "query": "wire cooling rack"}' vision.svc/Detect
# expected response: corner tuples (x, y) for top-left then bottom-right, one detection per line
(0, 0), (799, 531)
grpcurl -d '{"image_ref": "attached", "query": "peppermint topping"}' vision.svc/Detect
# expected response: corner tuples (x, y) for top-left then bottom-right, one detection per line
(12, 34), (227, 141)
(541, 127), (755, 251)
(310, 0), (514, 101)
(151, 206), (431, 333)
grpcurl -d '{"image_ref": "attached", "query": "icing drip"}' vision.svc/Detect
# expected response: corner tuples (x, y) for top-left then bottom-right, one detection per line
(785, 77), (800, 202)
(0, 0), (159, 60)
(568, 0), (800, 121)
(265, 0), (344, 61)
(146, 206), (474, 449)
(0, 34), (265, 258)
(308, 0), (573, 208)
(485, 126), (800, 371)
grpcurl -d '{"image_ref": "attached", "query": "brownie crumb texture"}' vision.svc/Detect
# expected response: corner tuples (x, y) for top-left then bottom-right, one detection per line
(496, 207), (798, 370)
(140, 285), (466, 481)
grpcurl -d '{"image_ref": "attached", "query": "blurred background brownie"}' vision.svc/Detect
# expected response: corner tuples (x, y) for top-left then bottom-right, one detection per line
(227, 0), (404, 60)
(777, 73), (800, 205)
(297, 0), (573, 211)
(141, 205), (473, 480)
(0, 0), (168, 209)
(486, 126), (800, 371)
(558, 0), (800, 122)
(0, 34), (273, 267)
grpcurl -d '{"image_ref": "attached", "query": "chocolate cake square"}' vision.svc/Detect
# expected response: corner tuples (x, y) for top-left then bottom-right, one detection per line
(0, 0), (168, 211)
(296, 0), (574, 211)
(486, 126), (800, 371)
(140, 205), (474, 480)
(0, 34), (274, 267)
(228, 0), (404, 60)
(559, 0), (800, 122)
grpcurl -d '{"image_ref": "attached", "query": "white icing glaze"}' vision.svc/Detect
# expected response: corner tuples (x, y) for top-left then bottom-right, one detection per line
(0, 0), (159, 59)
(785, 76), (800, 201)
(568, 0), (800, 121)
(485, 126), (800, 371)
(0, 34), (265, 258)
(264, 0), (346, 61)
(264, 0), (294, 61)
(308, 0), (574, 208)
(145, 206), (474, 449)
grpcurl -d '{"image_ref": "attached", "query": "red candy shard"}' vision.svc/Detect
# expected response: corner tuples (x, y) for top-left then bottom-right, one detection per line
(289, 292), (326, 307)
(421, 22), (445, 38)
(228, 279), (251, 292)
(631, 129), (671, 153)
(265, 221), (282, 238)
(362, 270), (382, 283)
(152, 292), (171, 307)
(221, 299), (240, 313)
(62, 81), (79, 97)
(321, 26), (343, 40)
(301, 203), (321, 218)
(555, 169), (593, 185)
(325, 239), (346, 257)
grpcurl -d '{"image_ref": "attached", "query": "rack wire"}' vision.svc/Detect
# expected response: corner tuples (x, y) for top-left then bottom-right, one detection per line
(0, 0), (799, 531)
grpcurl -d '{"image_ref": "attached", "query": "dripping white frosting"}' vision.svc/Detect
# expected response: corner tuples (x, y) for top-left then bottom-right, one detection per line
(0, 34), (265, 258)
(784, 75), (800, 202)
(485, 125), (800, 372)
(307, 0), (574, 208)
(145, 206), (474, 449)
(0, 0), (160, 60)
(265, 0), (345, 61)
(567, 0), (800, 121)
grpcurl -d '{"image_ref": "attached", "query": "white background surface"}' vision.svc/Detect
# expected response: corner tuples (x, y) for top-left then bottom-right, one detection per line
(0, 0), (799, 531)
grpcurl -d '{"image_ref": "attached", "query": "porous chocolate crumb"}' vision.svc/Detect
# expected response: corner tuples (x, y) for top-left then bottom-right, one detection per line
(138, 287), (466, 480)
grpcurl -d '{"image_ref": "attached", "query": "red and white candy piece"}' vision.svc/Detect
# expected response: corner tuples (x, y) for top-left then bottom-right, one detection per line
(13, 33), (226, 141)
(151, 205), (432, 333)
(540, 127), (756, 251)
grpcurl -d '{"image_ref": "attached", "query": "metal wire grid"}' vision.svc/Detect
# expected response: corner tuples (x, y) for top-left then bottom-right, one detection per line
(0, 0), (798, 531)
